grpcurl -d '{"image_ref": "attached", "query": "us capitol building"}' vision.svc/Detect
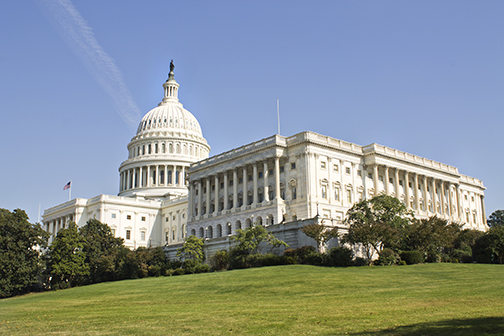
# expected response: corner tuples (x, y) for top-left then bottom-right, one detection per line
(43, 63), (487, 256)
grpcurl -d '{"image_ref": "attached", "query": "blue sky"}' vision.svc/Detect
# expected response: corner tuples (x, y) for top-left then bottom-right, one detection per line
(1, 1), (503, 223)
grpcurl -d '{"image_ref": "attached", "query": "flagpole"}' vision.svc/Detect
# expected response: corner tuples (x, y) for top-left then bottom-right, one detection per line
(277, 99), (280, 135)
(69, 180), (72, 201)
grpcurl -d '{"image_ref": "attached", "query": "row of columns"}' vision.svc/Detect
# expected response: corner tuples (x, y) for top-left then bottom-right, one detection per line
(120, 165), (187, 192)
(189, 156), (282, 218)
(129, 141), (206, 159)
(369, 165), (484, 223)
(44, 214), (73, 242)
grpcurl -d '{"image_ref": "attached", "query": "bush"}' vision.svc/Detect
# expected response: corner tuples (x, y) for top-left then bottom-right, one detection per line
(461, 255), (474, 263)
(194, 263), (210, 273)
(400, 251), (424, 265)
(324, 247), (354, 267)
(283, 246), (316, 264)
(173, 268), (185, 275)
(304, 251), (324, 266)
(210, 250), (230, 271)
(354, 257), (367, 266)
(375, 248), (398, 266)
(426, 252), (441, 263)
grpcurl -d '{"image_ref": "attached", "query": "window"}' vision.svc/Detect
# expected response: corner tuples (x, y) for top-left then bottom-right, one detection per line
(239, 177), (243, 184)
(399, 180), (403, 186)
(471, 196), (475, 202)
(321, 162), (326, 169)
(248, 175), (252, 181)
(269, 168), (274, 175)
(333, 164), (339, 172)
(379, 175), (383, 182)
(347, 190), (352, 203)
(126, 215), (131, 220)
(408, 182), (412, 188)
(291, 162), (296, 170)
(473, 212), (477, 224)
(141, 216), (146, 221)
(111, 213), (116, 219)
(321, 185), (327, 199)
(126, 230), (131, 240)
(292, 186), (297, 200)
(140, 230), (146, 241)
(334, 188), (340, 201)
(389, 178), (393, 184)
(212, 185), (215, 191)
(357, 170), (361, 177)
(220, 182), (224, 189)
(229, 180), (233, 186)
(166, 217), (169, 222)
(258, 172), (263, 178)
(464, 194), (468, 200)
(111, 229), (115, 236)
(368, 173), (372, 179)
(345, 167), (351, 174)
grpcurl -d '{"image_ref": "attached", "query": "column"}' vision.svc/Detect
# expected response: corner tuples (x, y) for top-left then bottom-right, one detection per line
(233, 169), (238, 209)
(275, 156), (281, 200)
(455, 184), (461, 220)
(181, 166), (185, 187)
(127, 170), (131, 189)
(188, 182), (193, 219)
(139, 167), (143, 187)
(431, 179), (438, 213)
(414, 173), (420, 211)
(440, 182), (446, 216)
(132, 168), (137, 188)
(373, 165), (379, 195)
(155, 165), (159, 186)
(147, 166), (151, 187)
(243, 167), (248, 207)
(404, 172), (410, 209)
(197, 180), (202, 217)
(214, 175), (219, 213)
(224, 172), (228, 210)
(395, 169), (400, 198)
(253, 163), (258, 205)
(448, 182), (453, 218)
(164, 165), (168, 185)
(264, 161), (269, 202)
(481, 195), (486, 225)
(384, 166), (389, 195)
(423, 176), (428, 213)
(206, 178), (210, 215)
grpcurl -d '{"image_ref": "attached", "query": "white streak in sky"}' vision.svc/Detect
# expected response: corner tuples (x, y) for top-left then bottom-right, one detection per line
(38, 0), (141, 127)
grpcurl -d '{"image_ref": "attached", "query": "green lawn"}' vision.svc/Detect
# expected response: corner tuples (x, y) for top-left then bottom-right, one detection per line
(1, 263), (504, 335)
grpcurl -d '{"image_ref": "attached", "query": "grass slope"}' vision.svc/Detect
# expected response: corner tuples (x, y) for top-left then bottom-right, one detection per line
(1, 264), (504, 335)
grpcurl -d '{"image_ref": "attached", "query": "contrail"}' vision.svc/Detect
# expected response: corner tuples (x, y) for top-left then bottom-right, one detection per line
(37, 0), (141, 128)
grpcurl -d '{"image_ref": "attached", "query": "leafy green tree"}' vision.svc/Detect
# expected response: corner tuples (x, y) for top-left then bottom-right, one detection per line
(231, 225), (288, 255)
(177, 235), (205, 262)
(0, 208), (49, 297)
(487, 210), (504, 227)
(79, 219), (124, 284)
(343, 195), (413, 260)
(404, 216), (461, 255)
(47, 222), (89, 288)
(301, 222), (338, 252)
(485, 225), (504, 264)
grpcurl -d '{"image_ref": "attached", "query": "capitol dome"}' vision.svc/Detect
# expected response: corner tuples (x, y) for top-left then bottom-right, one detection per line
(118, 62), (210, 199)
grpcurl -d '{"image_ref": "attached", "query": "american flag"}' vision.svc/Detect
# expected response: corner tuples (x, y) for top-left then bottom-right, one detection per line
(63, 181), (71, 190)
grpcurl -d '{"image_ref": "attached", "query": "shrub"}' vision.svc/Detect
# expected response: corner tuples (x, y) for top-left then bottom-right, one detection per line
(283, 246), (316, 264)
(210, 250), (230, 271)
(194, 263), (210, 273)
(282, 256), (297, 265)
(354, 257), (367, 266)
(173, 268), (185, 275)
(426, 252), (441, 263)
(304, 251), (324, 266)
(400, 251), (424, 265)
(461, 255), (474, 263)
(375, 248), (398, 266)
(324, 247), (354, 267)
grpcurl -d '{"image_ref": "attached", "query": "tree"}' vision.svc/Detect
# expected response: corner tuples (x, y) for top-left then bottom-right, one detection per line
(79, 219), (124, 284)
(0, 208), (49, 297)
(47, 222), (89, 288)
(301, 222), (338, 252)
(343, 195), (413, 260)
(485, 225), (504, 264)
(177, 235), (205, 262)
(405, 216), (461, 255)
(487, 210), (504, 228)
(230, 225), (288, 255)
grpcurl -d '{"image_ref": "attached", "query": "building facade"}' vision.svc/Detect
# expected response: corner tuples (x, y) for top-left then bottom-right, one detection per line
(42, 66), (487, 253)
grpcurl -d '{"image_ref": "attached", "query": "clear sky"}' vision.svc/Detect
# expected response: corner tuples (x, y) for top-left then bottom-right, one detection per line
(1, 1), (503, 223)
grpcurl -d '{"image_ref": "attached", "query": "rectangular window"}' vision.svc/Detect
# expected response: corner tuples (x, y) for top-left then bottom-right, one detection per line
(379, 175), (383, 182)
(334, 188), (340, 201)
(269, 168), (274, 175)
(389, 178), (393, 184)
(464, 194), (468, 200)
(347, 190), (352, 203)
(166, 217), (169, 222)
(258, 172), (263, 178)
(291, 162), (296, 170)
(357, 170), (361, 177)
(321, 185), (327, 199)
(126, 215), (131, 220)
(141, 231), (146, 241)
(408, 182), (412, 188)
(141, 216), (146, 221)
(229, 180), (233, 186)
(346, 167), (351, 174)
(220, 182), (224, 189)
(368, 173), (372, 179)
(111, 213), (116, 219)
(126, 230), (131, 240)
(399, 180), (403, 186)
(321, 162), (326, 169)
(239, 177), (243, 184)
(471, 196), (475, 202)
(473, 212), (477, 224)
(111, 229), (116, 236)
(248, 175), (252, 181)
(334, 164), (339, 172)
(212, 185), (215, 191)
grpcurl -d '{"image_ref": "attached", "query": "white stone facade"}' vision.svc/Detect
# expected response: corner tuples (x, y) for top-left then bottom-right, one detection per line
(42, 65), (487, 253)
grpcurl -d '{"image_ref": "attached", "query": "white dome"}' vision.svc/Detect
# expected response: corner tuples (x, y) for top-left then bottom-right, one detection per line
(118, 63), (210, 199)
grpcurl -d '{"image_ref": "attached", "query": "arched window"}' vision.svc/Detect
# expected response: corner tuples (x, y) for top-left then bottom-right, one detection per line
(176, 170), (180, 184)
(227, 222), (232, 235)
(208, 226), (213, 239)
(148, 144), (152, 154)
(155, 143), (158, 153)
(235, 220), (242, 232)
(216, 224), (222, 238)
(169, 143), (173, 153)
(191, 228), (196, 236)
(162, 143), (166, 153)
(168, 171), (172, 184)
(199, 227), (204, 238)
(160, 170), (165, 185)
(176, 144), (181, 154)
